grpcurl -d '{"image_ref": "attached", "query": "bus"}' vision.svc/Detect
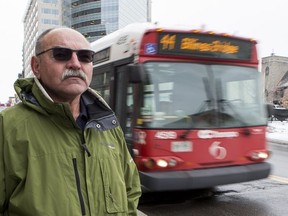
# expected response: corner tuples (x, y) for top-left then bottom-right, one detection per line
(90, 22), (271, 192)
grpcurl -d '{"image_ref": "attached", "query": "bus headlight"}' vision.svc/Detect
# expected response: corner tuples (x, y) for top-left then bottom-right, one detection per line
(139, 157), (183, 170)
(248, 150), (270, 161)
(156, 159), (168, 168)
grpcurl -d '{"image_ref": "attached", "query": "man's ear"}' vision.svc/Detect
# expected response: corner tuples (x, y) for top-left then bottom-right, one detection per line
(31, 56), (41, 79)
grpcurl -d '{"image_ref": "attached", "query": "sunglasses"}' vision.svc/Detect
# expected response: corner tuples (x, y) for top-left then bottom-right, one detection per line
(36, 47), (95, 63)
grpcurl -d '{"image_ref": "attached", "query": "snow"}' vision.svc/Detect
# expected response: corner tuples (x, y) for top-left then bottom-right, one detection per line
(267, 121), (288, 144)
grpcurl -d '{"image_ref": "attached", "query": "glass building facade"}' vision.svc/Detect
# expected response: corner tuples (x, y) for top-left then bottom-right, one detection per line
(66, 0), (151, 42)
(23, 0), (62, 77)
(23, 0), (151, 76)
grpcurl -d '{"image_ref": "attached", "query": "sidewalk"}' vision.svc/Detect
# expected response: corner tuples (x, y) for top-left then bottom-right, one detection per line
(267, 133), (288, 145)
(138, 210), (147, 216)
(267, 121), (288, 145)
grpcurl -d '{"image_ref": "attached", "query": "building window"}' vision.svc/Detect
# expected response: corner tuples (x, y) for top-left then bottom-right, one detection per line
(42, 8), (59, 15)
(72, 19), (101, 28)
(265, 66), (269, 76)
(72, 8), (101, 18)
(42, 19), (60, 25)
(274, 89), (284, 98)
(43, 0), (58, 3)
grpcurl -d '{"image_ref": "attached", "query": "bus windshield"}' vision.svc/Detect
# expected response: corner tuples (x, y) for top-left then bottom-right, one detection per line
(138, 61), (266, 129)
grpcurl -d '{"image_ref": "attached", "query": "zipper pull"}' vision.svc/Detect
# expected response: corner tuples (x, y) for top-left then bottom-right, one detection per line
(109, 188), (114, 202)
(81, 143), (91, 157)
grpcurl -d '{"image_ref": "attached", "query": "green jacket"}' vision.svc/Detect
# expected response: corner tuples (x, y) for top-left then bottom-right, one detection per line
(0, 78), (141, 216)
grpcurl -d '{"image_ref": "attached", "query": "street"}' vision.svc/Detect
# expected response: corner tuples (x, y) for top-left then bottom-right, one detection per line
(138, 141), (288, 216)
(268, 142), (288, 178)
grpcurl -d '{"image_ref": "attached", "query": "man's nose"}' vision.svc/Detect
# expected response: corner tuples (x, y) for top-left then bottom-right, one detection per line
(66, 52), (81, 69)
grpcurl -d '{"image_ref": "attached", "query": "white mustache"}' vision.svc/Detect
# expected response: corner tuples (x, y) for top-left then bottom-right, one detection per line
(61, 69), (87, 81)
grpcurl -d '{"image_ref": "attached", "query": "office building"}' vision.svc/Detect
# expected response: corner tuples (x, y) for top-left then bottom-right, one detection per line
(23, 0), (62, 77)
(23, 0), (151, 77)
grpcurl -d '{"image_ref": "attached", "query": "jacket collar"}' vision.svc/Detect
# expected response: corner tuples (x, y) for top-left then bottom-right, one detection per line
(14, 77), (114, 124)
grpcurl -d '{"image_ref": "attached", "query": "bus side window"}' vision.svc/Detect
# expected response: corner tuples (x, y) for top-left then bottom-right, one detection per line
(125, 85), (134, 138)
(115, 66), (136, 139)
(91, 67), (111, 101)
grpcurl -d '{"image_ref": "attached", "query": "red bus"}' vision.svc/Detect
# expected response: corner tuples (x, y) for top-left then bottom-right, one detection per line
(90, 23), (271, 192)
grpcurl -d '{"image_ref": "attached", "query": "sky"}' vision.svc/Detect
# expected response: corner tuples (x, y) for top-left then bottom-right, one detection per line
(1, 0), (288, 103)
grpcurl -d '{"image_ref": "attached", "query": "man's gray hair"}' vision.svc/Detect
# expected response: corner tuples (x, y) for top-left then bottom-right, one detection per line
(35, 28), (56, 55)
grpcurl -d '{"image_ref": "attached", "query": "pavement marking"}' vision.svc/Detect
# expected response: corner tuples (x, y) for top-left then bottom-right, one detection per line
(269, 175), (288, 184)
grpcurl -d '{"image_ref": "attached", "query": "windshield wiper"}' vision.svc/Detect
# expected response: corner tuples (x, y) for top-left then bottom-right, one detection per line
(217, 99), (248, 126)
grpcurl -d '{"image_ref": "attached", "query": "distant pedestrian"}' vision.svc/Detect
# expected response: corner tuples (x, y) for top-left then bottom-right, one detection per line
(0, 27), (141, 215)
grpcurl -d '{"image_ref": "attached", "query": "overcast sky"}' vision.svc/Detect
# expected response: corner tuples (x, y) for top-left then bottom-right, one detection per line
(0, 0), (287, 103)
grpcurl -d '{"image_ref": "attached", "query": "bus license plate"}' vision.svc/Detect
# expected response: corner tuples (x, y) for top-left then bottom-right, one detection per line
(171, 141), (192, 152)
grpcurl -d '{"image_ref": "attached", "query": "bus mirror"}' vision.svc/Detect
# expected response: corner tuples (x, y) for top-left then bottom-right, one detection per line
(127, 64), (144, 83)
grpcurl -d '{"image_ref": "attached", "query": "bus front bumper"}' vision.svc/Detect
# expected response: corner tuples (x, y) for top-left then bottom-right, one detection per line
(140, 162), (271, 192)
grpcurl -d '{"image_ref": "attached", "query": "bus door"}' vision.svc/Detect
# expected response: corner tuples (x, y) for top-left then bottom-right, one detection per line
(114, 65), (140, 156)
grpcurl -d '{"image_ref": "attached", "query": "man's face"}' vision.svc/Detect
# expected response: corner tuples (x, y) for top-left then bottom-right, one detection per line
(32, 29), (93, 102)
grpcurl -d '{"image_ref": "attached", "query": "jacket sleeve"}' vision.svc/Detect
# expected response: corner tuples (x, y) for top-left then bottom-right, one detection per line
(117, 128), (142, 216)
(0, 115), (6, 215)
(125, 156), (142, 216)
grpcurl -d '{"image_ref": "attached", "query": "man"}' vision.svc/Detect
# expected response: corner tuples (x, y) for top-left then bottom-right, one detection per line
(0, 27), (141, 215)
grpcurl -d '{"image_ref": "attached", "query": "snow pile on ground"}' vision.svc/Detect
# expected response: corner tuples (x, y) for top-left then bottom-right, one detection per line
(267, 121), (288, 144)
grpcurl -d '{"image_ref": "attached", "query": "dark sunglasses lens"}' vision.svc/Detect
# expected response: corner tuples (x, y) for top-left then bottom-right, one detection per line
(52, 48), (72, 61)
(77, 50), (94, 63)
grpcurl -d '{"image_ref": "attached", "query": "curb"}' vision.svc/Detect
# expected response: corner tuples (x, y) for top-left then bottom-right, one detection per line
(137, 210), (148, 216)
(267, 138), (288, 145)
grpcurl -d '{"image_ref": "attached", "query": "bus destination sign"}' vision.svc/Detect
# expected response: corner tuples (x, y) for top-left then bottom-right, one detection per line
(157, 32), (253, 60)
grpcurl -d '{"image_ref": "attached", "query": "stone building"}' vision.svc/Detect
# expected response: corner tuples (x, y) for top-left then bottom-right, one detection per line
(262, 54), (288, 108)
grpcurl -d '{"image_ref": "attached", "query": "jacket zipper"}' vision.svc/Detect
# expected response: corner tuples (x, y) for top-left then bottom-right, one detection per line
(81, 131), (91, 157)
(72, 158), (86, 216)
